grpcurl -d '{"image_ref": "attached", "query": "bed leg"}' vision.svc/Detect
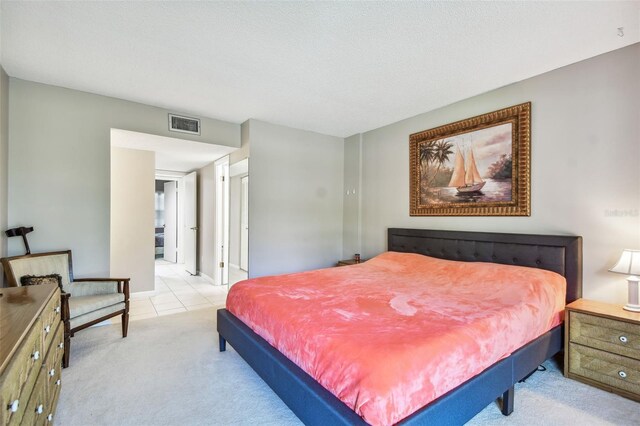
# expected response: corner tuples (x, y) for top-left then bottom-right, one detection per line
(219, 335), (227, 352)
(501, 386), (514, 416)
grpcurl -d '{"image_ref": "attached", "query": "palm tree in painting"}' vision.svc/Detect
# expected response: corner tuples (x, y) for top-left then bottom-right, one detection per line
(420, 139), (454, 189)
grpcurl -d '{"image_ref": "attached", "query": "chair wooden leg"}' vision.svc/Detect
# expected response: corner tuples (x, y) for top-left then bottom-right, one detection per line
(63, 333), (71, 368)
(122, 312), (129, 338)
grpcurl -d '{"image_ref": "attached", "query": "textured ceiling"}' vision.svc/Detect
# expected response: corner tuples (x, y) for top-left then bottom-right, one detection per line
(2, 2), (639, 138)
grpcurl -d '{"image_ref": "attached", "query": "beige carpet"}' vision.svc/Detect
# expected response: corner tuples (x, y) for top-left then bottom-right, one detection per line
(56, 308), (640, 425)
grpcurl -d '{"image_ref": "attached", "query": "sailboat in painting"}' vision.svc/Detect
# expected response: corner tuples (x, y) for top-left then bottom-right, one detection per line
(448, 146), (486, 193)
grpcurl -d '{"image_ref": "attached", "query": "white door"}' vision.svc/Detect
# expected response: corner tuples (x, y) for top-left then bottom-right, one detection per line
(215, 157), (230, 285)
(163, 181), (177, 263)
(183, 171), (198, 275)
(240, 175), (249, 272)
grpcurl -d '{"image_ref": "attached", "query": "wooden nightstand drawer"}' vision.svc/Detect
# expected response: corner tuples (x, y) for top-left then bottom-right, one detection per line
(569, 311), (640, 360)
(565, 299), (640, 402)
(568, 343), (640, 399)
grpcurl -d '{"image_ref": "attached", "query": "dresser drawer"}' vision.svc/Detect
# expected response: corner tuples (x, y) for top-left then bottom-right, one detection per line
(44, 378), (61, 425)
(0, 317), (44, 425)
(569, 311), (640, 360)
(569, 342), (640, 398)
(44, 324), (64, 402)
(19, 367), (48, 426)
(42, 289), (62, 352)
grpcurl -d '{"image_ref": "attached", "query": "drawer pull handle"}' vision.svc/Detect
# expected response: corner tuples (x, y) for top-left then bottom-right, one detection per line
(47, 413), (53, 422)
(32, 351), (40, 360)
(49, 368), (55, 377)
(619, 335), (628, 343)
(54, 306), (61, 313)
(36, 404), (43, 414)
(618, 370), (627, 379)
(58, 342), (64, 349)
(44, 325), (51, 333)
(55, 379), (61, 386)
(7, 399), (19, 412)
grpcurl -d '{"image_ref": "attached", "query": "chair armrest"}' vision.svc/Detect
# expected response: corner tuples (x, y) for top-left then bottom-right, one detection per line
(73, 278), (131, 302)
(74, 278), (130, 282)
(68, 279), (121, 298)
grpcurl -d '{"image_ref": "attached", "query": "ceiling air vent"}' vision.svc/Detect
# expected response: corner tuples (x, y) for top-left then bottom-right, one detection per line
(169, 113), (200, 135)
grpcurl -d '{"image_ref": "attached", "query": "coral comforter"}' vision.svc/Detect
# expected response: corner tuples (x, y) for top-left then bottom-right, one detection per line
(226, 252), (566, 425)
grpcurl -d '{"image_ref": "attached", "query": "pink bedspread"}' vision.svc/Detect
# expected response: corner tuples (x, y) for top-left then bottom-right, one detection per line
(226, 252), (566, 425)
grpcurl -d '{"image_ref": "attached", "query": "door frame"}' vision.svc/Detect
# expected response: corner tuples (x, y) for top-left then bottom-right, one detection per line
(240, 174), (249, 272)
(214, 156), (230, 286)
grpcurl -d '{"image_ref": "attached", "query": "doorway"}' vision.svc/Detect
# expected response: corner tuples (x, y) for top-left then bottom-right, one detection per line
(214, 156), (230, 286)
(110, 128), (236, 294)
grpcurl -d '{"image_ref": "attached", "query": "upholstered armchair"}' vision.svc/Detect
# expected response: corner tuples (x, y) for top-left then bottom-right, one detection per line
(1, 250), (130, 368)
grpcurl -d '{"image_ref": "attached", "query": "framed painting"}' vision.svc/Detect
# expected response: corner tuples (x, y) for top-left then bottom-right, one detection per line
(409, 102), (531, 216)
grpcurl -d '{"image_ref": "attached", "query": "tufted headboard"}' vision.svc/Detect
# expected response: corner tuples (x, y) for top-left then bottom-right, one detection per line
(388, 228), (583, 304)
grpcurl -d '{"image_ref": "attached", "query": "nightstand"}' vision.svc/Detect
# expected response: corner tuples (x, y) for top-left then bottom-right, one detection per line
(564, 299), (640, 402)
(336, 259), (367, 267)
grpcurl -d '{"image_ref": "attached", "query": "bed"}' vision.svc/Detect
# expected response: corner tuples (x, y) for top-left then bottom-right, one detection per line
(217, 228), (582, 425)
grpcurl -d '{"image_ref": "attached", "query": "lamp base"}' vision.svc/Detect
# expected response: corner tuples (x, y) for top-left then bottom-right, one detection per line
(623, 303), (640, 312)
(624, 277), (640, 312)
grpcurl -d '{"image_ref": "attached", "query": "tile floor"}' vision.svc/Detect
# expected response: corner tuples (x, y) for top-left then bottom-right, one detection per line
(109, 260), (247, 323)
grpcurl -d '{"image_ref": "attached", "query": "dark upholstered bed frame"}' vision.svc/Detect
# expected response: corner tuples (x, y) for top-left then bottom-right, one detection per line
(217, 228), (582, 425)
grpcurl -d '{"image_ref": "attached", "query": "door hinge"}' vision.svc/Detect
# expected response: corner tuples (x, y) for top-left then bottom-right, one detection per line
(219, 261), (225, 268)
(221, 176), (225, 182)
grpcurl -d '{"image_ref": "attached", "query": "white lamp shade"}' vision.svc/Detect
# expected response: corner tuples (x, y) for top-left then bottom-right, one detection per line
(609, 249), (640, 276)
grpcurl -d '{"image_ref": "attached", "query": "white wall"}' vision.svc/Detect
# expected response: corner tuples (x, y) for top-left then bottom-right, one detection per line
(197, 162), (216, 280)
(345, 43), (640, 305)
(248, 119), (344, 277)
(110, 147), (155, 292)
(7, 79), (239, 277)
(0, 66), (8, 261)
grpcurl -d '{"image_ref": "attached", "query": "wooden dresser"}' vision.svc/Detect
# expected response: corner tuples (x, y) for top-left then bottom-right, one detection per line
(0, 284), (64, 425)
(565, 299), (640, 402)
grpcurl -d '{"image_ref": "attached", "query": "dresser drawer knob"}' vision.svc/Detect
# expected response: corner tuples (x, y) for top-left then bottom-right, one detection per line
(618, 370), (627, 379)
(47, 413), (53, 422)
(55, 379), (61, 386)
(44, 325), (51, 333)
(49, 368), (55, 377)
(36, 404), (43, 414)
(619, 335), (628, 343)
(58, 342), (64, 349)
(54, 306), (61, 314)
(7, 399), (19, 413)
(32, 350), (40, 360)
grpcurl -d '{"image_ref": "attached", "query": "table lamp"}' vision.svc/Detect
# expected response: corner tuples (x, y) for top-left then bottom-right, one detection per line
(609, 249), (640, 312)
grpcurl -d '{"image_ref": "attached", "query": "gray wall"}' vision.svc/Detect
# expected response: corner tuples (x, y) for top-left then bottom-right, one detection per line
(342, 134), (361, 259)
(248, 119), (344, 277)
(8, 79), (240, 277)
(344, 43), (640, 304)
(0, 66), (8, 261)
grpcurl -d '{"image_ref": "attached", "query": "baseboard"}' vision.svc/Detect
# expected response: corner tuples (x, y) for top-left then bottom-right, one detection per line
(229, 263), (240, 270)
(200, 272), (216, 285)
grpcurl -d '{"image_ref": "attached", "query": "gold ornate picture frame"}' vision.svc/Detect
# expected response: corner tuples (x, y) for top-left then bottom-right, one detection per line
(410, 102), (531, 216)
